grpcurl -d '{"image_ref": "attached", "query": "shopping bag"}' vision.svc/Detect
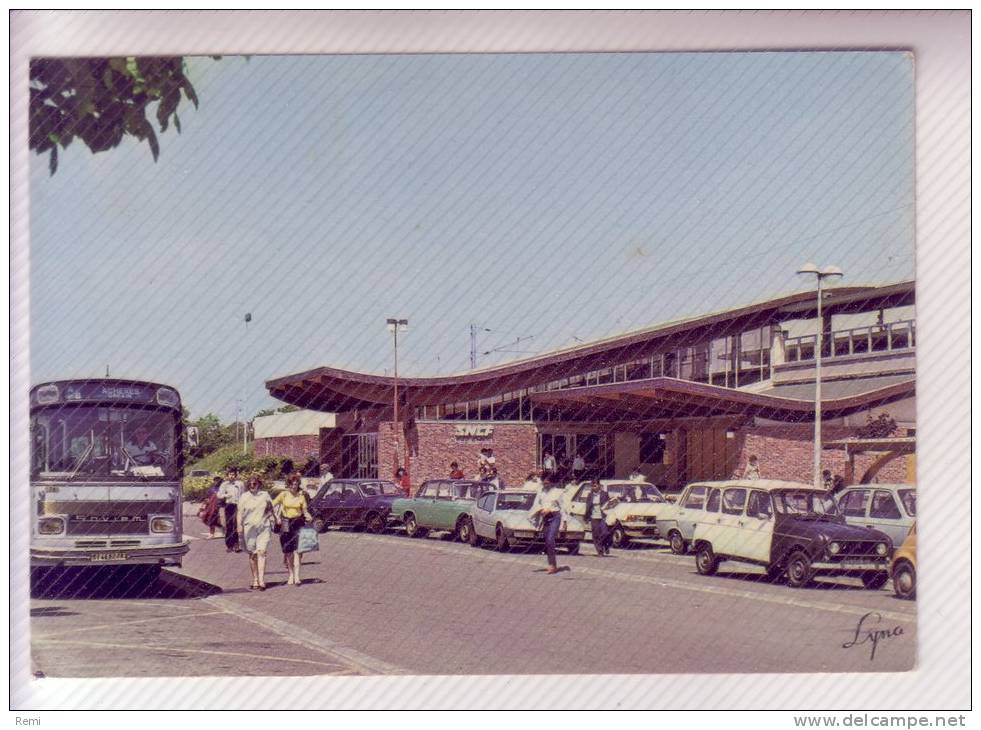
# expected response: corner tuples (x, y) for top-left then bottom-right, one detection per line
(298, 526), (320, 553)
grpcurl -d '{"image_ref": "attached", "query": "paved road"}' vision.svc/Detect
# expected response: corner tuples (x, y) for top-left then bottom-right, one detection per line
(30, 526), (916, 677)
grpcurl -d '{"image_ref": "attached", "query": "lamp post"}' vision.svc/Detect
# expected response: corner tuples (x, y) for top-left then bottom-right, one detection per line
(796, 263), (843, 490)
(386, 318), (408, 470)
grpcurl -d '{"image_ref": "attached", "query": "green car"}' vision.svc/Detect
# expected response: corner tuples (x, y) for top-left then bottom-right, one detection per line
(391, 479), (492, 542)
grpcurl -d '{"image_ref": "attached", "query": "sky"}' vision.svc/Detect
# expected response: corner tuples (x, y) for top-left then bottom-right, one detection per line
(28, 51), (915, 421)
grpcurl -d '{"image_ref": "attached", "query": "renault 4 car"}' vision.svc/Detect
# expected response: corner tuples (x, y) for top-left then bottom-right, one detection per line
(835, 484), (916, 547)
(390, 479), (491, 542)
(468, 489), (586, 553)
(565, 480), (672, 548)
(691, 480), (893, 589)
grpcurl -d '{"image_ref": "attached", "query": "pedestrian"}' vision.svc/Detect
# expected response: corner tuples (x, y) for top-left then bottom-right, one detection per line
(449, 461), (465, 479)
(217, 467), (244, 552)
(583, 479), (611, 556)
(743, 455), (761, 480)
(319, 462), (334, 487)
(628, 467), (645, 482)
(394, 467), (411, 494)
(572, 452), (586, 481)
(273, 472), (314, 587)
(236, 476), (275, 591)
(822, 469), (833, 490)
(530, 475), (568, 575)
(542, 449), (557, 476)
(198, 476), (223, 538)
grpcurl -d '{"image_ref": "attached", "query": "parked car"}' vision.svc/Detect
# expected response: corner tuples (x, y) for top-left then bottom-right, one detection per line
(835, 484), (916, 547)
(890, 524), (916, 600)
(564, 480), (673, 548)
(658, 481), (729, 555)
(469, 489), (586, 553)
(390, 479), (492, 541)
(308, 479), (402, 533)
(690, 480), (893, 589)
(189, 469), (212, 478)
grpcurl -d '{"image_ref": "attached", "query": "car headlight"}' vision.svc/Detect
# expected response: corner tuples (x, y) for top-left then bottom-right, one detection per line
(150, 517), (175, 533)
(875, 542), (888, 556)
(828, 541), (841, 555)
(38, 517), (65, 535)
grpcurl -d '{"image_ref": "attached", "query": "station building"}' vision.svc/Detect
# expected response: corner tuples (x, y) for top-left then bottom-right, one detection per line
(265, 281), (915, 491)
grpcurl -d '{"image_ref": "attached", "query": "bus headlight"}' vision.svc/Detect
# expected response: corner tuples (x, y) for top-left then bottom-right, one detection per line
(875, 542), (888, 556)
(150, 517), (175, 533)
(38, 517), (65, 535)
(828, 542), (841, 555)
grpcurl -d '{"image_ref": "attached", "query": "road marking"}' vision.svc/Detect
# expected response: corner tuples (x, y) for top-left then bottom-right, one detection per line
(34, 637), (358, 672)
(359, 532), (917, 624)
(204, 594), (405, 675)
(34, 609), (226, 640)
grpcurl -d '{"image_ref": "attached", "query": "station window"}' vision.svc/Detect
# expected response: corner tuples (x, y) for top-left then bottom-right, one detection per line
(639, 432), (667, 464)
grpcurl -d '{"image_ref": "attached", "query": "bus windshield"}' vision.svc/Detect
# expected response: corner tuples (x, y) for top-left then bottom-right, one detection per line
(31, 405), (179, 480)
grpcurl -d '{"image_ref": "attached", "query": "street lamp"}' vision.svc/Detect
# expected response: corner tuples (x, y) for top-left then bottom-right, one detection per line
(386, 318), (408, 471)
(796, 263), (843, 490)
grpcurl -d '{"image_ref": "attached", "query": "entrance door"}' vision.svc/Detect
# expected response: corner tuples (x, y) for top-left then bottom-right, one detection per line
(686, 428), (738, 482)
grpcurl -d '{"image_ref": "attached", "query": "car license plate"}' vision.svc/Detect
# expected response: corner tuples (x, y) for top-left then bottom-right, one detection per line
(90, 552), (127, 561)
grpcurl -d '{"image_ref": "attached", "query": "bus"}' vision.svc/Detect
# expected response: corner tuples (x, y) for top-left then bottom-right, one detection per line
(29, 379), (190, 582)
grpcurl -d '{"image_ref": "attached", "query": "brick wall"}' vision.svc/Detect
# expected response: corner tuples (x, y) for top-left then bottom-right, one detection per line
(378, 421), (538, 491)
(733, 424), (911, 485)
(253, 434), (320, 461)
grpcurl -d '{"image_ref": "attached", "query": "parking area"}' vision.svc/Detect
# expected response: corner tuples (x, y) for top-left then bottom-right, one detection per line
(29, 526), (916, 678)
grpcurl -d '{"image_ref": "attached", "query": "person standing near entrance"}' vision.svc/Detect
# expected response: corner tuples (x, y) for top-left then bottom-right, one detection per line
(742, 455), (761, 480)
(542, 449), (557, 477)
(583, 479), (611, 556)
(217, 467), (244, 552)
(531, 475), (567, 575)
(236, 476), (274, 590)
(572, 452), (586, 481)
(449, 461), (465, 479)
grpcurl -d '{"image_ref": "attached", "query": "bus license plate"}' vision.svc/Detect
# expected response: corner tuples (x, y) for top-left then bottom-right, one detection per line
(90, 552), (127, 561)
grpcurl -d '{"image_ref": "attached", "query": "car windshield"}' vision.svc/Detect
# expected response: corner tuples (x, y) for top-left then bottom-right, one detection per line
(772, 490), (840, 518)
(31, 405), (178, 480)
(496, 493), (536, 511)
(361, 481), (401, 496)
(898, 489), (916, 516)
(606, 483), (665, 503)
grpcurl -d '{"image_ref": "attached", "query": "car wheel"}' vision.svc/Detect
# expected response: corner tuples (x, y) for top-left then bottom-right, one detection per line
(764, 564), (785, 582)
(694, 543), (719, 576)
(365, 512), (385, 534)
(468, 522), (483, 547)
(404, 513), (427, 538)
(456, 517), (474, 544)
(785, 550), (814, 588)
(566, 542), (580, 555)
(312, 517), (328, 534)
(892, 560), (916, 600)
(669, 530), (687, 555)
(495, 525), (510, 552)
(861, 570), (890, 591)
(610, 523), (630, 549)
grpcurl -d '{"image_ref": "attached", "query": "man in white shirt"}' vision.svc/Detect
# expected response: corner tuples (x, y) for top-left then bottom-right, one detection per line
(531, 476), (567, 574)
(124, 426), (163, 467)
(629, 468), (646, 482)
(572, 452), (586, 480)
(217, 467), (244, 552)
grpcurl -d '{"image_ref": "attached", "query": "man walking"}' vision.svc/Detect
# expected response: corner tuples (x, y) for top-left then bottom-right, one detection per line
(217, 467), (244, 552)
(583, 479), (611, 556)
(531, 475), (568, 575)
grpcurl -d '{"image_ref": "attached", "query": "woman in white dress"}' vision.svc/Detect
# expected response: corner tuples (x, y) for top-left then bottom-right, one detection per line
(236, 476), (275, 591)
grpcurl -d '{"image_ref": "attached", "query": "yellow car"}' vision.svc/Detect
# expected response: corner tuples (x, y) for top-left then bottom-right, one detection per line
(890, 524), (916, 600)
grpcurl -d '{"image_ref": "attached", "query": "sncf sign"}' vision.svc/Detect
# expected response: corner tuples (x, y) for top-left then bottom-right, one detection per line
(454, 424), (494, 438)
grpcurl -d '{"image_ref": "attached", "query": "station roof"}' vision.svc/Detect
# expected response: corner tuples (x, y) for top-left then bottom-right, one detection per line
(266, 280), (914, 414)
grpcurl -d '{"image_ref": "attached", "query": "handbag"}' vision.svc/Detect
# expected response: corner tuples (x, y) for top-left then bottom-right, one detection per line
(298, 526), (320, 554)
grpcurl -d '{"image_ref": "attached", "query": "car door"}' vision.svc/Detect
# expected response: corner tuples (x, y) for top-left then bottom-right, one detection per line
(715, 487), (748, 557)
(473, 492), (496, 538)
(431, 482), (459, 530)
(837, 488), (871, 530)
(335, 483), (363, 525)
(676, 485), (709, 541)
(696, 487), (724, 546)
(868, 489), (911, 546)
(736, 489), (775, 563)
(568, 483), (590, 523)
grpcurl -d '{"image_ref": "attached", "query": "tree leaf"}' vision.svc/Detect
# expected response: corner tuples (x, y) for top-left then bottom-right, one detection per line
(48, 145), (58, 175)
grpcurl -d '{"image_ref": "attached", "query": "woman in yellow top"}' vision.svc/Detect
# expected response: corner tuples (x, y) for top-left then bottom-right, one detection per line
(273, 473), (313, 587)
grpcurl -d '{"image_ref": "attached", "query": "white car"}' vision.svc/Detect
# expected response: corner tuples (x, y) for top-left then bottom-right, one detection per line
(835, 484), (916, 548)
(468, 489), (586, 553)
(565, 480), (673, 548)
